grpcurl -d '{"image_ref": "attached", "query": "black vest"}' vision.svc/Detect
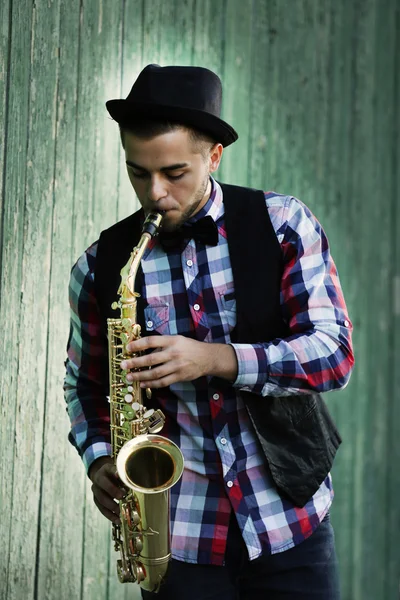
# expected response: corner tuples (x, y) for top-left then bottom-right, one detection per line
(95, 182), (342, 507)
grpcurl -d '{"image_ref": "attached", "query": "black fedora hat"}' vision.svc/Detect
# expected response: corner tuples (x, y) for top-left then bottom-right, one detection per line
(105, 64), (238, 147)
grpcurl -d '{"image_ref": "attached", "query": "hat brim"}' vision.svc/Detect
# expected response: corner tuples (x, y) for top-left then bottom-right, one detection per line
(105, 100), (238, 147)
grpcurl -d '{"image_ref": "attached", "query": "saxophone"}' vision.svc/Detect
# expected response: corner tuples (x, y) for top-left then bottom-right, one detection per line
(108, 211), (184, 593)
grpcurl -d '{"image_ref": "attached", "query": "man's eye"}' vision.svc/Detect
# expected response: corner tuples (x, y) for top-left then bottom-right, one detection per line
(132, 171), (148, 179)
(167, 173), (184, 181)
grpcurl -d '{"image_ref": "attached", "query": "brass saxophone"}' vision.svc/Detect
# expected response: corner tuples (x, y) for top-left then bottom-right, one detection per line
(108, 212), (184, 593)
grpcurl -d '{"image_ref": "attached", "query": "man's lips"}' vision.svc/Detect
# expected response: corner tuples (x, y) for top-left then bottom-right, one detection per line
(154, 207), (177, 215)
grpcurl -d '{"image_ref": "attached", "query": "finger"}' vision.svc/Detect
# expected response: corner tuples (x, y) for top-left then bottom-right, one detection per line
(93, 496), (121, 525)
(95, 460), (120, 482)
(126, 335), (174, 354)
(93, 471), (126, 501)
(92, 482), (123, 514)
(140, 372), (183, 389)
(140, 375), (179, 389)
(130, 361), (177, 382)
(121, 349), (169, 371)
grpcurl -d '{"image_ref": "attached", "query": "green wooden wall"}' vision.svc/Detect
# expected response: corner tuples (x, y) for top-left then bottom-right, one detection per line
(0, 1), (399, 599)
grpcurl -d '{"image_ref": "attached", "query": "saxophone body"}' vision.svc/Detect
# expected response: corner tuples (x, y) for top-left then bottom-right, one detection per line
(108, 212), (184, 593)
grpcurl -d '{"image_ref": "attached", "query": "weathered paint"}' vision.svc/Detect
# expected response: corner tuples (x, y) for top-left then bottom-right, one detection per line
(0, 1), (398, 599)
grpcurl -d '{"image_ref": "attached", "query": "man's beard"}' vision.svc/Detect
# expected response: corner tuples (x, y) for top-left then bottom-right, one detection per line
(162, 174), (210, 232)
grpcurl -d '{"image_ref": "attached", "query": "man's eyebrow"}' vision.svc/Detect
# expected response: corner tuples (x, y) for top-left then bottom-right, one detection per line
(125, 160), (189, 172)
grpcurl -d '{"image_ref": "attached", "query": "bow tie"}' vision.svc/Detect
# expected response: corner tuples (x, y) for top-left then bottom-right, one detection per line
(158, 216), (219, 251)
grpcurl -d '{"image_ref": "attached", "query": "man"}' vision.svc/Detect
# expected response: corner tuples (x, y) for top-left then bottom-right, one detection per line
(64, 64), (354, 599)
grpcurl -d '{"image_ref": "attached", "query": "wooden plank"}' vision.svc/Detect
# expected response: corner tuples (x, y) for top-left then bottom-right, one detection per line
(107, 5), (144, 597)
(171, 0), (195, 65)
(4, 0), (59, 597)
(248, 0), (274, 191)
(116, 0), (143, 224)
(94, 2), (142, 598)
(192, 0), (225, 191)
(192, 0), (224, 74)
(97, 5), (137, 595)
(320, 2), (359, 598)
(386, 2), (400, 597)
(142, 0), (162, 66)
(369, 1), (398, 598)
(34, 1), (85, 599)
(69, 2), (125, 599)
(219, 0), (253, 186)
(158, 2), (177, 65)
(93, 0), (123, 236)
(0, 0), (11, 225)
(347, 2), (383, 598)
(260, 0), (281, 192)
(0, 0), (25, 597)
(265, 0), (299, 194)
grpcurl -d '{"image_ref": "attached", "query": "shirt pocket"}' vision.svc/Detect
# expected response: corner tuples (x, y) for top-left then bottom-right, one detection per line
(143, 302), (170, 335)
(220, 290), (237, 333)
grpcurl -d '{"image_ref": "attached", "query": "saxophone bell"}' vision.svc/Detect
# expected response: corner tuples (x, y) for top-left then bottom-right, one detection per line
(117, 434), (184, 494)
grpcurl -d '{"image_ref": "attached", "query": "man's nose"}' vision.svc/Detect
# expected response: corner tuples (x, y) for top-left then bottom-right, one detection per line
(148, 175), (167, 202)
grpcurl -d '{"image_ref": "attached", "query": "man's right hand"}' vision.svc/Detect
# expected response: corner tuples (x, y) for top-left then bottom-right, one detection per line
(88, 456), (127, 525)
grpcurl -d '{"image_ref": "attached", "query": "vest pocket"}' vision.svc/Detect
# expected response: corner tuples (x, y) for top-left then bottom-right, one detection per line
(143, 303), (170, 335)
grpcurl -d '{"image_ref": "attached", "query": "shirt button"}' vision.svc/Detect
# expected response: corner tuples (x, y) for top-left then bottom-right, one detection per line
(193, 303), (200, 311)
(227, 480), (233, 488)
(146, 320), (153, 329)
(212, 393), (219, 400)
(186, 259), (193, 267)
(344, 319), (350, 327)
(220, 437), (227, 445)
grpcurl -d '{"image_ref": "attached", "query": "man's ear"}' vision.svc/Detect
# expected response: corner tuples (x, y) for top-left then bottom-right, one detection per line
(209, 143), (223, 173)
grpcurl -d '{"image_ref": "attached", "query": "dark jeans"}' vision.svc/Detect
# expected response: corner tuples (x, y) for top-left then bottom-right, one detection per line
(141, 511), (341, 599)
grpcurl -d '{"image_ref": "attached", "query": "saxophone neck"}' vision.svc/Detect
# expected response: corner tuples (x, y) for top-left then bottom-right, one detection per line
(115, 212), (163, 311)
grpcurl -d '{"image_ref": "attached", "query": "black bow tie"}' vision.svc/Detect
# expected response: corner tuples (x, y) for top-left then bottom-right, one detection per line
(158, 216), (219, 251)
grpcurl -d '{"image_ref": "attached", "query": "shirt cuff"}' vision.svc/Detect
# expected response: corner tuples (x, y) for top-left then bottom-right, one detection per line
(230, 343), (269, 395)
(83, 441), (112, 476)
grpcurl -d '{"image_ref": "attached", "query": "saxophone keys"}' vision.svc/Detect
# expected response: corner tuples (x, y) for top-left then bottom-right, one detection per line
(122, 372), (133, 384)
(117, 559), (134, 583)
(146, 409), (166, 434)
(122, 404), (136, 421)
(121, 332), (129, 345)
(133, 562), (146, 583)
(121, 318), (132, 330)
(121, 420), (132, 436)
(133, 534), (143, 553)
(130, 510), (140, 526)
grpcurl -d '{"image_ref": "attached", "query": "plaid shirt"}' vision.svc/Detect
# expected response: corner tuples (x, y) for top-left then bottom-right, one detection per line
(64, 178), (354, 565)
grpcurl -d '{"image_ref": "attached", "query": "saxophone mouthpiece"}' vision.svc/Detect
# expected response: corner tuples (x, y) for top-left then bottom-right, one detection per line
(142, 212), (163, 237)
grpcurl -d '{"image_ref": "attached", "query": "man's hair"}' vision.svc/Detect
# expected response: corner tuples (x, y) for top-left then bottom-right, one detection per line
(118, 119), (217, 159)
